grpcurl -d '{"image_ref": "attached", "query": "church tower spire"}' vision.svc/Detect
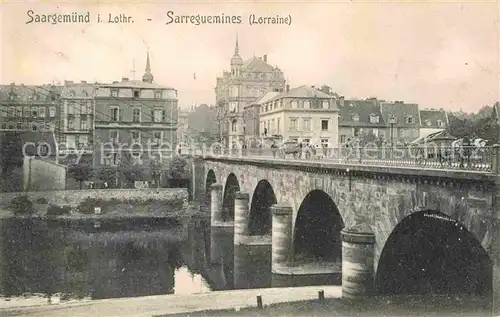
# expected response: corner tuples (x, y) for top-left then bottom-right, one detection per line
(142, 50), (154, 83)
(235, 34), (240, 55)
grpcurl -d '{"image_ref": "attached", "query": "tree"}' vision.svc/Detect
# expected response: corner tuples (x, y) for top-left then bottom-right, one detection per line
(168, 156), (187, 179)
(67, 164), (93, 189)
(96, 166), (117, 188)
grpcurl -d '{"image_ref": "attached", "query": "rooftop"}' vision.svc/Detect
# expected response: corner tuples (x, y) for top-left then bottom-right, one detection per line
(99, 80), (175, 90)
(268, 85), (334, 103)
(339, 100), (386, 127)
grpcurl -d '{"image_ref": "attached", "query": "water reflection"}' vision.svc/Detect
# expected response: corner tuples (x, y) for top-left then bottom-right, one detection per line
(0, 214), (342, 301)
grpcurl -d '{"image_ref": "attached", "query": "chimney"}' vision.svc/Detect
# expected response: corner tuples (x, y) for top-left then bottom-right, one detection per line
(122, 77), (129, 82)
(10, 82), (15, 86)
(112, 81), (119, 84)
(339, 96), (345, 107)
(64, 80), (73, 85)
(263, 54), (267, 62)
(311, 85), (315, 89)
(81, 80), (87, 84)
(286, 84), (290, 92)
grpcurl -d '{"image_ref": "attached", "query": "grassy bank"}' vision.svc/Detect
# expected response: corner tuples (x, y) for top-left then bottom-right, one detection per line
(163, 295), (492, 317)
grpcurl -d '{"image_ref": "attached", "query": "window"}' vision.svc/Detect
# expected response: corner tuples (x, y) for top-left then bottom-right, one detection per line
(110, 131), (119, 143)
(133, 90), (140, 98)
(155, 91), (162, 99)
(340, 135), (346, 143)
(69, 90), (75, 97)
(23, 107), (30, 117)
(39, 107), (46, 118)
(16, 123), (22, 130)
(49, 106), (56, 118)
(16, 108), (22, 118)
(321, 139), (329, 148)
(231, 120), (237, 132)
(321, 119), (329, 131)
(162, 110), (167, 122)
(80, 119), (88, 131)
(352, 114), (359, 122)
(83, 91), (88, 97)
(406, 116), (414, 124)
(110, 107), (119, 121)
(132, 131), (141, 143)
(425, 120), (432, 127)
(437, 120), (443, 128)
(322, 101), (329, 109)
(291, 101), (298, 109)
(277, 118), (281, 133)
(369, 114), (379, 123)
(303, 101), (311, 109)
(153, 109), (162, 123)
(111, 89), (118, 97)
(399, 129), (405, 138)
(8, 107), (14, 117)
(153, 131), (162, 144)
(133, 108), (141, 122)
(31, 107), (38, 117)
(230, 102), (237, 113)
(303, 119), (311, 131)
(32, 123), (38, 131)
(289, 118), (297, 131)
(302, 138), (310, 146)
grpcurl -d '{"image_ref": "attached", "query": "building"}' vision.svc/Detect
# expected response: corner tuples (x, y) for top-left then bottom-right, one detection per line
(380, 101), (421, 145)
(215, 38), (286, 147)
(59, 81), (95, 164)
(0, 83), (63, 137)
(419, 108), (449, 138)
(258, 85), (340, 148)
(338, 98), (386, 145)
(187, 104), (218, 143)
(177, 108), (189, 143)
(243, 91), (279, 144)
(93, 52), (178, 168)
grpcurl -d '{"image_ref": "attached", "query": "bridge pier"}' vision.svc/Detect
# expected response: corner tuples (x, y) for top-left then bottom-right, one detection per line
(271, 203), (293, 273)
(341, 223), (375, 299)
(234, 192), (250, 245)
(210, 183), (223, 227)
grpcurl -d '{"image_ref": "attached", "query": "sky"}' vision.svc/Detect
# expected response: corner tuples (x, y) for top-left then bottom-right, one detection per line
(1, 1), (499, 112)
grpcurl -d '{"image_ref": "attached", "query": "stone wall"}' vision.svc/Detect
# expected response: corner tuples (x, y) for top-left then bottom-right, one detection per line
(0, 188), (188, 208)
(23, 156), (67, 191)
(198, 157), (496, 273)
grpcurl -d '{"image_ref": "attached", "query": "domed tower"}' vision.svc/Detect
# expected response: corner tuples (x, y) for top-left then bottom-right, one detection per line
(142, 51), (154, 83)
(230, 36), (243, 77)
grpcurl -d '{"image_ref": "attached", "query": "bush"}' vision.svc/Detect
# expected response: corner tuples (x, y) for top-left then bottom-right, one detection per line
(46, 205), (72, 216)
(10, 195), (34, 216)
(77, 197), (100, 214)
(35, 197), (49, 204)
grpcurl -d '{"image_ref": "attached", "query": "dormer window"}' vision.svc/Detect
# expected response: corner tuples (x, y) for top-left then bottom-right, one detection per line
(437, 120), (444, 128)
(111, 89), (119, 98)
(133, 90), (140, 98)
(369, 114), (379, 124)
(425, 120), (432, 127)
(406, 116), (414, 124)
(83, 91), (88, 97)
(352, 113), (360, 122)
(8, 93), (15, 101)
(154, 91), (162, 99)
(69, 90), (76, 97)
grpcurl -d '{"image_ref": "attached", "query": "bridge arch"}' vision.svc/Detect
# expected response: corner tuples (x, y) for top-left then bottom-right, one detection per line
(222, 173), (240, 221)
(375, 209), (492, 298)
(248, 180), (277, 236)
(205, 169), (217, 209)
(293, 189), (345, 262)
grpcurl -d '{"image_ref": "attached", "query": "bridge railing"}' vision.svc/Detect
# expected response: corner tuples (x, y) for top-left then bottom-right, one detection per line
(192, 145), (500, 173)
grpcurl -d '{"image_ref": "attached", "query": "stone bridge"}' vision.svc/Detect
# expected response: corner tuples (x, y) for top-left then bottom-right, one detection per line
(189, 154), (500, 314)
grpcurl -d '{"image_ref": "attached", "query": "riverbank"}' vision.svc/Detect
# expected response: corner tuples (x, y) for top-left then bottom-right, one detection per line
(0, 286), (341, 317)
(164, 295), (492, 317)
(0, 287), (492, 317)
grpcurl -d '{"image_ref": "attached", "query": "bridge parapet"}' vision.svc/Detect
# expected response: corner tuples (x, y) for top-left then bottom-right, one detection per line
(190, 144), (500, 175)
